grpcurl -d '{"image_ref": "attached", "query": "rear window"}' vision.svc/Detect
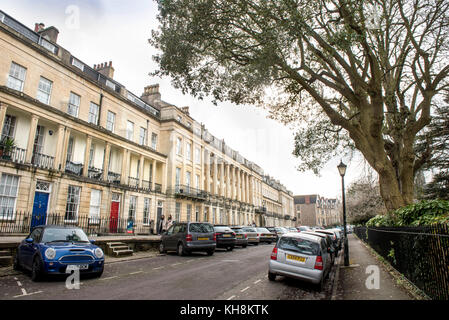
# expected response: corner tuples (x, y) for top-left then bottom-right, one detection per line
(189, 223), (214, 233)
(278, 237), (320, 256)
(242, 227), (256, 232)
(257, 228), (270, 233)
(214, 227), (232, 232)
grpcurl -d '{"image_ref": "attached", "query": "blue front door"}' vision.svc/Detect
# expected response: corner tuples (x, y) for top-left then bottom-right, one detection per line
(31, 192), (49, 231)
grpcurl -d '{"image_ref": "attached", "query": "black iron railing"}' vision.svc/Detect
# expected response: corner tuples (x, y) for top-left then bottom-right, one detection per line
(354, 225), (449, 300)
(170, 184), (207, 200)
(0, 211), (155, 235)
(128, 176), (139, 188)
(65, 160), (83, 176)
(32, 152), (55, 169)
(107, 171), (121, 184)
(88, 167), (103, 180)
(0, 146), (26, 164)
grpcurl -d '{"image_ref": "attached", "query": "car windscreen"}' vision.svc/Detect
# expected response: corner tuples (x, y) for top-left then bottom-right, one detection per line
(234, 229), (245, 234)
(275, 227), (288, 232)
(257, 228), (270, 233)
(278, 237), (320, 256)
(41, 228), (89, 243)
(242, 228), (256, 232)
(189, 223), (214, 233)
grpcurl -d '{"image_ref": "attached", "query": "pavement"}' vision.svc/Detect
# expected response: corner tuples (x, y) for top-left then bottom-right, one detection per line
(333, 234), (418, 300)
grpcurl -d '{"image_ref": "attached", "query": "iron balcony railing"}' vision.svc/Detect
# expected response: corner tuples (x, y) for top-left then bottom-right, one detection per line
(88, 167), (103, 180)
(170, 184), (207, 200)
(255, 206), (267, 214)
(65, 161), (83, 176)
(0, 146), (26, 164)
(128, 176), (139, 189)
(154, 183), (162, 193)
(107, 171), (121, 184)
(0, 211), (155, 235)
(142, 180), (151, 191)
(31, 152), (55, 170)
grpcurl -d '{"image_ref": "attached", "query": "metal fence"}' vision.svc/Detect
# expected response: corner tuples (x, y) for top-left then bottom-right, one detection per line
(0, 211), (155, 236)
(354, 225), (449, 300)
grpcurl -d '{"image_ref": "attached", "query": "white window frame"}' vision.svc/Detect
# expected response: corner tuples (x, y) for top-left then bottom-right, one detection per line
(7, 62), (26, 92)
(186, 204), (192, 222)
(36, 76), (52, 105)
(128, 195), (137, 220)
(176, 137), (182, 156)
(143, 198), (151, 225)
(88, 102), (100, 125)
(139, 127), (147, 146)
(1, 115), (16, 140)
(68, 92), (80, 117)
(186, 142), (192, 161)
(89, 189), (102, 220)
(106, 111), (115, 132)
(195, 147), (201, 164)
(151, 133), (158, 150)
(71, 58), (85, 71)
(0, 173), (20, 220)
(65, 185), (81, 222)
(126, 121), (134, 141)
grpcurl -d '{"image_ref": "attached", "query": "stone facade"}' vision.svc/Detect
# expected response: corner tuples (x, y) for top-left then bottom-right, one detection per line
(0, 11), (295, 234)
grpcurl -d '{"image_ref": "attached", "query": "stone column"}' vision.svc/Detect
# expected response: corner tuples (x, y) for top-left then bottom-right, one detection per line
(0, 103), (7, 134)
(82, 135), (92, 177)
(237, 169), (241, 201)
(60, 128), (71, 168)
(205, 150), (211, 192)
(226, 163), (231, 199)
(120, 148), (129, 184)
(53, 124), (65, 170)
(213, 156), (218, 195)
(152, 159), (157, 190)
(25, 115), (39, 163)
(162, 161), (167, 193)
(138, 155), (145, 187)
(220, 160), (225, 197)
(102, 142), (111, 181)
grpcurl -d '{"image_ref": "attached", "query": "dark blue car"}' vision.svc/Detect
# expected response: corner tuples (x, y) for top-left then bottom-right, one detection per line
(14, 225), (105, 281)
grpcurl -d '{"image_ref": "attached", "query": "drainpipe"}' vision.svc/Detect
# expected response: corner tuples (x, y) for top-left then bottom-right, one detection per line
(98, 93), (104, 126)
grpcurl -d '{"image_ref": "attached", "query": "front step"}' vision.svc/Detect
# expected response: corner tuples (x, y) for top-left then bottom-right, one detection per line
(106, 242), (133, 257)
(0, 256), (13, 267)
(0, 250), (11, 257)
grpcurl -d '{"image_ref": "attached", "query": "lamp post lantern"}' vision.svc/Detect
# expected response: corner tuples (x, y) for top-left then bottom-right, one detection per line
(337, 160), (350, 266)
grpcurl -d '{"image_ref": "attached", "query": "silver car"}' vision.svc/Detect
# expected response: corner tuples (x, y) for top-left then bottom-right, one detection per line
(241, 227), (260, 245)
(268, 232), (332, 290)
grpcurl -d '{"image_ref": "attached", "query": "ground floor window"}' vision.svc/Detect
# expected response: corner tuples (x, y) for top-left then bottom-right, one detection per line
(186, 204), (192, 222)
(89, 189), (101, 221)
(65, 185), (81, 222)
(175, 202), (181, 221)
(0, 173), (19, 219)
(195, 206), (200, 222)
(143, 198), (151, 225)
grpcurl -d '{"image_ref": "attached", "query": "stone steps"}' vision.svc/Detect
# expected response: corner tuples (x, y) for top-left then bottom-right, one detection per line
(0, 250), (12, 267)
(106, 242), (133, 257)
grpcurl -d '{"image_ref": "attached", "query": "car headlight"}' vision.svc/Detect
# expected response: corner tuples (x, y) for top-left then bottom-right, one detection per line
(94, 248), (104, 259)
(45, 248), (56, 260)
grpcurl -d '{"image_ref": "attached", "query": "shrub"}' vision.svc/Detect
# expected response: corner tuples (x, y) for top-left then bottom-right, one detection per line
(366, 199), (449, 227)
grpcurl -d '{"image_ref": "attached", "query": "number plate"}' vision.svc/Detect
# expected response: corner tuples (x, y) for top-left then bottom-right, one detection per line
(223, 234), (231, 237)
(286, 254), (306, 263)
(67, 264), (89, 270)
(198, 237), (209, 240)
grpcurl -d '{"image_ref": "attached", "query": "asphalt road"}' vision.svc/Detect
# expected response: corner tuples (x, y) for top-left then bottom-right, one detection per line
(0, 243), (335, 300)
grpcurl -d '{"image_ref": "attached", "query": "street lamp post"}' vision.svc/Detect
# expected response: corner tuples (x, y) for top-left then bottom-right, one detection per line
(337, 160), (350, 267)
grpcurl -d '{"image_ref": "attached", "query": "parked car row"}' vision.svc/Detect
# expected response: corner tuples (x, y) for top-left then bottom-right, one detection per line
(159, 222), (281, 256)
(268, 227), (344, 291)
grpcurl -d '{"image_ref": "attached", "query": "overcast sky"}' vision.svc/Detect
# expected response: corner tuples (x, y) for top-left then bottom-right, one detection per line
(1, 0), (365, 199)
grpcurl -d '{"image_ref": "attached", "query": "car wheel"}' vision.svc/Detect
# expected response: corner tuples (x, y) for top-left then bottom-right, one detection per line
(31, 257), (43, 282)
(228, 246), (234, 251)
(317, 276), (325, 292)
(242, 245), (247, 248)
(206, 250), (214, 256)
(177, 243), (186, 256)
(255, 242), (259, 246)
(95, 268), (104, 278)
(13, 254), (21, 271)
(268, 272), (276, 281)
(159, 242), (166, 254)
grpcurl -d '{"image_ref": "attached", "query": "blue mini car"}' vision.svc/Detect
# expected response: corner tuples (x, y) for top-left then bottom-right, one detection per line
(14, 225), (105, 281)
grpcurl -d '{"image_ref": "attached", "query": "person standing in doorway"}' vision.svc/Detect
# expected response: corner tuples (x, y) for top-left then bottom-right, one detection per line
(158, 214), (165, 234)
(166, 215), (173, 230)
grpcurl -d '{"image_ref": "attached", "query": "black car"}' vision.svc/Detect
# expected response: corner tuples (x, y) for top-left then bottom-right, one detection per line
(214, 226), (236, 251)
(159, 222), (216, 256)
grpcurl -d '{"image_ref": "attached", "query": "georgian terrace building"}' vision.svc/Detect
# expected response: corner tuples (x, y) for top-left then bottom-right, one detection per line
(0, 11), (294, 234)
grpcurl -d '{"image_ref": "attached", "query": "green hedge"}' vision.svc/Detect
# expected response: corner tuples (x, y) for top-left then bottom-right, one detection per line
(366, 199), (449, 227)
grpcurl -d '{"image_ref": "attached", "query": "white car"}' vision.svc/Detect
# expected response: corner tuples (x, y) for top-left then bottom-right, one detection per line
(268, 232), (332, 290)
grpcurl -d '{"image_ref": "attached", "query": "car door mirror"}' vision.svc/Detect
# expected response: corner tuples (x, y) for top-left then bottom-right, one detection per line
(89, 239), (96, 244)
(25, 238), (34, 244)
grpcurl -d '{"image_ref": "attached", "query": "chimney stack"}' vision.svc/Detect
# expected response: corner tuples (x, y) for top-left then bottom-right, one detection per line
(34, 22), (59, 43)
(94, 61), (115, 79)
(181, 106), (190, 115)
(141, 84), (161, 108)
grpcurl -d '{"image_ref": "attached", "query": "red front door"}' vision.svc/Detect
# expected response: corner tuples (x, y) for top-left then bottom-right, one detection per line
(110, 201), (120, 233)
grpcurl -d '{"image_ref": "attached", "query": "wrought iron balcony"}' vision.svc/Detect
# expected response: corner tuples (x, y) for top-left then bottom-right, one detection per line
(128, 176), (139, 188)
(65, 161), (83, 176)
(255, 206), (267, 214)
(88, 167), (103, 180)
(170, 184), (207, 201)
(154, 183), (162, 193)
(141, 180), (151, 191)
(107, 171), (121, 184)
(32, 152), (54, 170)
(0, 146), (26, 164)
